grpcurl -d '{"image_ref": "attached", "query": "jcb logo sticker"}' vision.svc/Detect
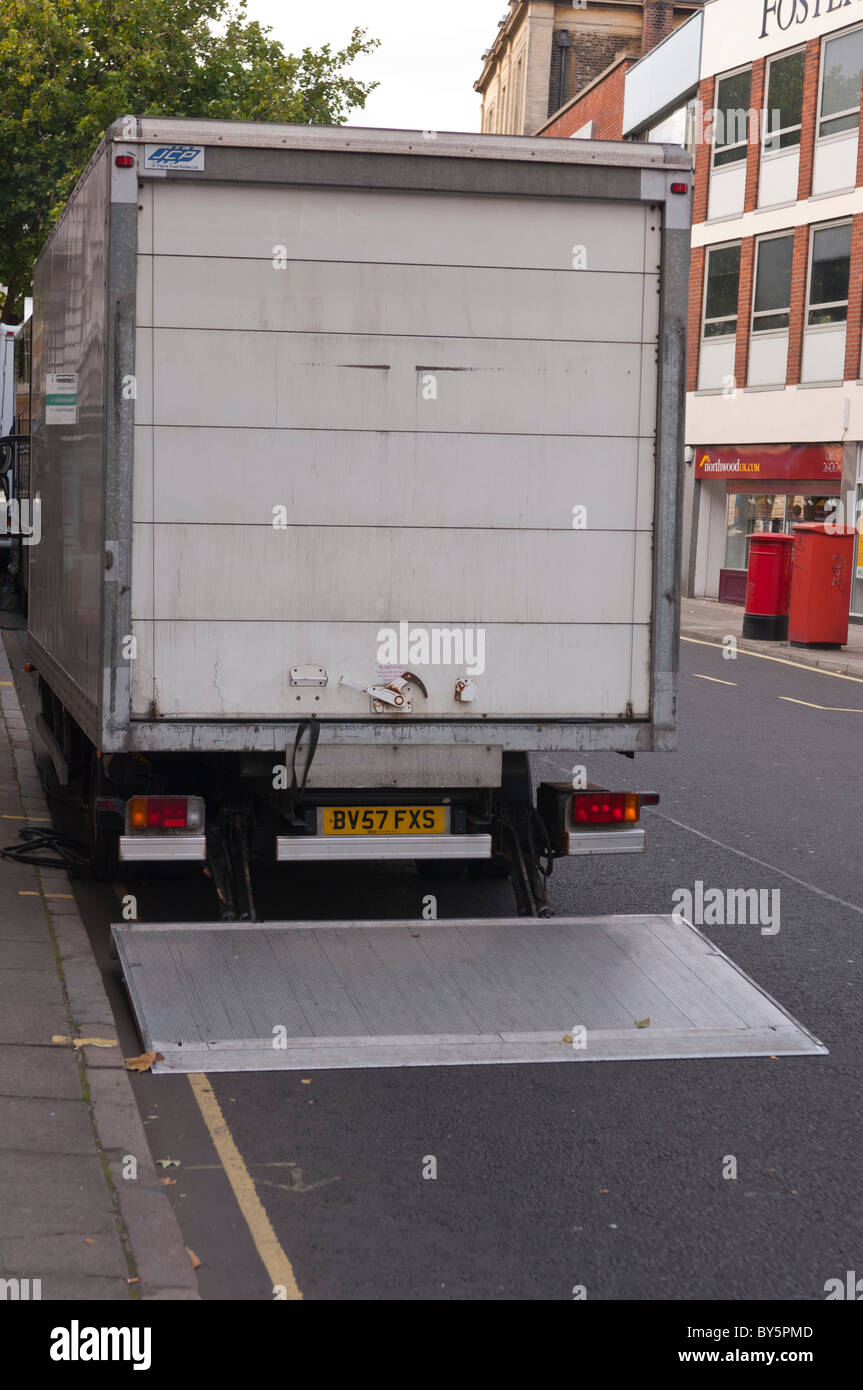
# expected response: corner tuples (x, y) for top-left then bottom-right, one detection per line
(144, 145), (205, 171)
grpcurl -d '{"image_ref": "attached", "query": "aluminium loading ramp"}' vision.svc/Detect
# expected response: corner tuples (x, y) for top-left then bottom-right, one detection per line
(111, 916), (827, 1074)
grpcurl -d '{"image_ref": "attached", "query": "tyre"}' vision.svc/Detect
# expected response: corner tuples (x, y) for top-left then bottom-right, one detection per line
(414, 859), (465, 878)
(467, 854), (510, 878)
(88, 754), (121, 883)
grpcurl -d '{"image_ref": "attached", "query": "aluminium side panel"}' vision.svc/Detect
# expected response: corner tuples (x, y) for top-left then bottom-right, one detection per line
(28, 142), (112, 745)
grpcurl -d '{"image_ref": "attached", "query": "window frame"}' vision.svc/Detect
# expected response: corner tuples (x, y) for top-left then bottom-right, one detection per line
(711, 64), (753, 171)
(815, 22), (863, 144)
(761, 45), (805, 158)
(751, 231), (795, 335)
(701, 239), (742, 341)
(804, 218), (853, 330)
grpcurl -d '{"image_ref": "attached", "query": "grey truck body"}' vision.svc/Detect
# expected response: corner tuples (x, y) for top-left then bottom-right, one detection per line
(29, 118), (689, 773)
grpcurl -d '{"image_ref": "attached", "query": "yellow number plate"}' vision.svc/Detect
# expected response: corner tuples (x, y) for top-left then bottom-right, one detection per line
(323, 806), (446, 835)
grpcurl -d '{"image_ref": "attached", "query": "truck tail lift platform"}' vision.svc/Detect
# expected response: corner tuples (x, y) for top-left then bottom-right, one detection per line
(111, 916), (826, 1074)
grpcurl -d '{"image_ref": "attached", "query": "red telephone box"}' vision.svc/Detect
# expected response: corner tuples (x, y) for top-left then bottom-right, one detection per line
(742, 533), (794, 640)
(788, 523), (856, 648)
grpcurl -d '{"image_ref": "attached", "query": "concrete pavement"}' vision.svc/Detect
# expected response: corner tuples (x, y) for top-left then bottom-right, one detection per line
(682, 596), (863, 679)
(0, 639), (198, 1302)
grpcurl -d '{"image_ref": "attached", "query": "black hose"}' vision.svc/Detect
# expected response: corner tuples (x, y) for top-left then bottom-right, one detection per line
(0, 825), (90, 872)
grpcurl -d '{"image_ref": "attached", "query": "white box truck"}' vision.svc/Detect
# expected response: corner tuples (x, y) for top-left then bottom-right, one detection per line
(30, 118), (689, 907)
(26, 120), (819, 1073)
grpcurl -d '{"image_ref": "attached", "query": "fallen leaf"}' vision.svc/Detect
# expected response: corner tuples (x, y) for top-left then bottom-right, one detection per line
(157, 1158), (180, 1168)
(635, 1018), (650, 1029)
(124, 1050), (163, 1072)
(186, 1246), (201, 1269)
(562, 1034), (574, 1043)
(84, 1238), (95, 1245)
(53, 1035), (118, 1048)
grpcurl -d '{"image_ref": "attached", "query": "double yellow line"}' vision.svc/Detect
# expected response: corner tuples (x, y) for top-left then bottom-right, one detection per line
(188, 1075), (303, 1300)
(112, 885), (302, 1299)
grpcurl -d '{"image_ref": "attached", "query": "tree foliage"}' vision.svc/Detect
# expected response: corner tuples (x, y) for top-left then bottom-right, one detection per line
(0, 0), (378, 319)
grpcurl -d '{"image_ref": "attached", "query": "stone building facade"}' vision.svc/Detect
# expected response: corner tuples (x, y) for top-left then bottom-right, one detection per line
(476, 0), (704, 137)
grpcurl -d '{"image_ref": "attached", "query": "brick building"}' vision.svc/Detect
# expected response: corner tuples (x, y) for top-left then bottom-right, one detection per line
(475, 1), (704, 137)
(528, 0), (863, 618)
(684, 0), (863, 617)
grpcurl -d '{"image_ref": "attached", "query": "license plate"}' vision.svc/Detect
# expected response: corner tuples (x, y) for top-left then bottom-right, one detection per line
(322, 806), (446, 835)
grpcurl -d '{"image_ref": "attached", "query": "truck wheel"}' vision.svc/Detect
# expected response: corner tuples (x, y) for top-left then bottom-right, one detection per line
(88, 757), (121, 883)
(416, 859), (465, 878)
(467, 854), (510, 878)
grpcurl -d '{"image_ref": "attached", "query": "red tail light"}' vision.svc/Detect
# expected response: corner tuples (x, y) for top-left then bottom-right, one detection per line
(573, 792), (635, 824)
(572, 791), (660, 824)
(127, 796), (204, 831)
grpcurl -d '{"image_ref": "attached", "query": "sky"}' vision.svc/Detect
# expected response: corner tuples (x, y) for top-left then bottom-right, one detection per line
(246, 0), (509, 133)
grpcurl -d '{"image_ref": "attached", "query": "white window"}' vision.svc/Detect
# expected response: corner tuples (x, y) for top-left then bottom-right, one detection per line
(818, 26), (863, 139)
(702, 243), (741, 339)
(751, 234), (794, 333)
(713, 67), (752, 168)
(763, 48), (804, 152)
(806, 221), (852, 326)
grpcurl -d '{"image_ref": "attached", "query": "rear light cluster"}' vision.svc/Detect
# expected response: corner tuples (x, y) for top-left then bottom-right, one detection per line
(572, 791), (659, 825)
(126, 796), (205, 833)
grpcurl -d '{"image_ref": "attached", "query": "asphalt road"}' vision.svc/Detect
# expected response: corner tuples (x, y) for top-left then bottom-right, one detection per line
(7, 629), (863, 1300)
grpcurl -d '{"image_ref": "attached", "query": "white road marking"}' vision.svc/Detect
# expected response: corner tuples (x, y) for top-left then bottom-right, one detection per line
(655, 813), (863, 918)
(779, 697), (863, 713)
(681, 636), (863, 683)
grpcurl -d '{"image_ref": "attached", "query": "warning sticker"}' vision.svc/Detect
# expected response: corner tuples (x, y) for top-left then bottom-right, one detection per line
(374, 662), (404, 684)
(46, 373), (78, 425)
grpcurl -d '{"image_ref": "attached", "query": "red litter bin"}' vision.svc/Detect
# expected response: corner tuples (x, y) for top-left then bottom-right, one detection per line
(788, 522), (856, 649)
(742, 532), (795, 640)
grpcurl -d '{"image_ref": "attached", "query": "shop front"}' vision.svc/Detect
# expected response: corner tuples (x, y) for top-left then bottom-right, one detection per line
(694, 443), (844, 605)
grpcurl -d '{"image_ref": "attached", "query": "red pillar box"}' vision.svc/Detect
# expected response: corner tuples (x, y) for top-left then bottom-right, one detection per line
(788, 523), (857, 649)
(742, 533), (795, 640)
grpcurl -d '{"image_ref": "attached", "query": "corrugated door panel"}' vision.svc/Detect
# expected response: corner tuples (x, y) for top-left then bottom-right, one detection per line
(144, 329), (645, 435)
(136, 426), (645, 531)
(147, 256), (654, 341)
(129, 621), (642, 720)
(132, 182), (660, 722)
(149, 183), (650, 273)
(142, 524), (647, 626)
